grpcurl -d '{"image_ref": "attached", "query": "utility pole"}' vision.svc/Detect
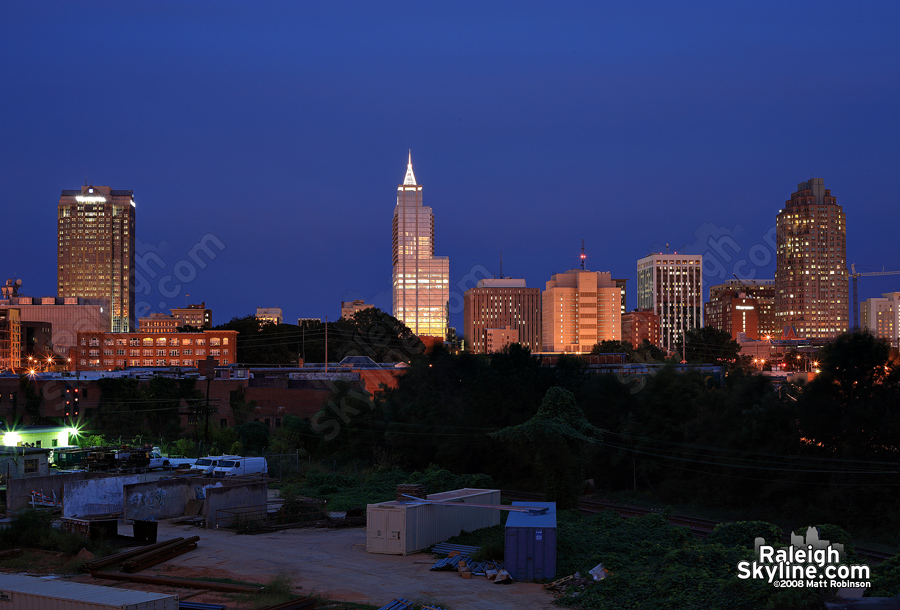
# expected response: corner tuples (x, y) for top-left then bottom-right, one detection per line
(324, 316), (328, 373)
(203, 356), (214, 451)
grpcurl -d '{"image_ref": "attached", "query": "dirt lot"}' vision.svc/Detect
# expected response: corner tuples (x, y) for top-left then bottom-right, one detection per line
(108, 519), (557, 609)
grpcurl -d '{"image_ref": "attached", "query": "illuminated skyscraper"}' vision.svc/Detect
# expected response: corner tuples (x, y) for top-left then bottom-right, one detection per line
(542, 269), (621, 353)
(58, 185), (135, 332)
(392, 152), (449, 338)
(775, 178), (848, 339)
(636, 253), (703, 351)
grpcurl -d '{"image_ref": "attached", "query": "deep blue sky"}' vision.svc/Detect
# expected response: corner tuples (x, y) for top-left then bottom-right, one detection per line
(3, 1), (899, 331)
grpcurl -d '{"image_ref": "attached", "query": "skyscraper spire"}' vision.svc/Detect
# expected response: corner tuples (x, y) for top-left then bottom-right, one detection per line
(403, 149), (417, 185)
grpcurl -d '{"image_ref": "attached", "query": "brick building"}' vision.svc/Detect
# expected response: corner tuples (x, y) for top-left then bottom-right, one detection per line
(70, 329), (238, 371)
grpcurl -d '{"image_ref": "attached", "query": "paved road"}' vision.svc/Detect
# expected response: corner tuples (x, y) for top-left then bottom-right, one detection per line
(146, 520), (557, 610)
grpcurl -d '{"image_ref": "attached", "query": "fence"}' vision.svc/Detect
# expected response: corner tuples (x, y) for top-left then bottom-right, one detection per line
(215, 498), (326, 531)
(264, 453), (301, 479)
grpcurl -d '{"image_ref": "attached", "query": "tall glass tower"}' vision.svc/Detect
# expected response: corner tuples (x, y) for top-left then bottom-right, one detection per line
(392, 152), (449, 338)
(58, 185), (136, 332)
(775, 178), (848, 339)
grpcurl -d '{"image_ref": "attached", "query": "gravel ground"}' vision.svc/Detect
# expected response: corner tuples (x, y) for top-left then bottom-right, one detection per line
(133, 519), (558, 609)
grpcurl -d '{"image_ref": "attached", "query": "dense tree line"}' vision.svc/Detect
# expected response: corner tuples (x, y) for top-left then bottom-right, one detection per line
(307, 332), (899, 540)
(214, 307), (423, 365)
(92, 376), (201, 441)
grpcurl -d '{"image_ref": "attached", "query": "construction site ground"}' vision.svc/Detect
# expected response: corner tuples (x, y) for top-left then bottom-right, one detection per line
(74, 520), (558, 610)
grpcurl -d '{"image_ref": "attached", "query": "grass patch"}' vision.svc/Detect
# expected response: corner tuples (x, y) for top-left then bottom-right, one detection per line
(192, 576), (269, 587)
(553, 509), (841, 610)
(292, 465), (493, 513)
(0, 550), (43, 571)
(443, 525), (504, 562)
(251, 573), (294, 609)
(597, 489), (900, 552)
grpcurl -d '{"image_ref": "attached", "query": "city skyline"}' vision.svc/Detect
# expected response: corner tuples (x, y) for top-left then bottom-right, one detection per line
(3, 2), (899, 331)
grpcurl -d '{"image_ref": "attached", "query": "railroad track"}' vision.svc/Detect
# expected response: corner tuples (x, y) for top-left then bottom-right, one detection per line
(501, 491), (895, 563)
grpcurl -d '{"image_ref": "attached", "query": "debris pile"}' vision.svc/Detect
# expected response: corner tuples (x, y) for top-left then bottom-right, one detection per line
(376, 600), (446, 610)
(430, 552), (510, 583)
(543, 568), (610, 597)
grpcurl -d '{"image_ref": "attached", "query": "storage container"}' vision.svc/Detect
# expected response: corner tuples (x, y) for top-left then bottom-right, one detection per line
(0, 574), (178, 609)
(366, 488), (501, 555)
(504, 501), (557, 580)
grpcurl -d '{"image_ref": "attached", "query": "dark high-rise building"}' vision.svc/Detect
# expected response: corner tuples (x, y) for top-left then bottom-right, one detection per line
(775, 179), (848, 339)
(464, 279), (541, 353)
(392, 152), (449, 338)
(58, 185), (136, 332)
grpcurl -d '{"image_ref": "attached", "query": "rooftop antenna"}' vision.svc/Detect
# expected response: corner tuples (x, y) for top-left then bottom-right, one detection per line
(580, 239), (586, 270)
(499, 251), (503, 279)
(666, 243), (670, 254)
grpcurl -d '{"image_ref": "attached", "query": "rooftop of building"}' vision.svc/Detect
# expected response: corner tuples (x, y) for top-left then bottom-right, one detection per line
(475, 278), (529, 288)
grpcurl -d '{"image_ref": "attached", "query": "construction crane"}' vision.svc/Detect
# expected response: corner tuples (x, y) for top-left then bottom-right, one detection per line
(850, 263), (900, 330)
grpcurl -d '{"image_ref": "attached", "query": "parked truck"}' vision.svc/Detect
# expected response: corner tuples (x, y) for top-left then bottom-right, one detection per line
(212, 456), (268, 477)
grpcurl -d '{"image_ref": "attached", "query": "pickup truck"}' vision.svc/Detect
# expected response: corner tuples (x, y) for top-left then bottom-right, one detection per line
(148, 449), (171, 470)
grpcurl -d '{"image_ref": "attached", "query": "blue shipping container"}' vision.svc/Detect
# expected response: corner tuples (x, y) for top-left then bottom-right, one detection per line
(504, 501), (556, 581)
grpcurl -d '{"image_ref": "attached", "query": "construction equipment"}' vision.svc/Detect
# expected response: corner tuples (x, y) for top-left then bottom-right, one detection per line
(850, 264), (900, 329)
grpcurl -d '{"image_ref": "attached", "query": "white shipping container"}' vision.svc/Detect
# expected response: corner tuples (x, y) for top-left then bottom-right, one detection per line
(0, 574), (178, 610)
(366, 488), (501, 555)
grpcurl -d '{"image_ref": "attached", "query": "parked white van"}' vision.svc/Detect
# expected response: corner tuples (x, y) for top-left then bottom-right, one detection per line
(188, 455), (239, 476)
(212, 457), (268, 477)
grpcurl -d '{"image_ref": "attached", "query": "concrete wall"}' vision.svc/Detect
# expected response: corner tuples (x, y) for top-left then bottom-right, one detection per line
(124, 478), (197, 521)
(8, 471), (92, 512)
(205, 481), (268, 528)
(63, 475), (140, 517)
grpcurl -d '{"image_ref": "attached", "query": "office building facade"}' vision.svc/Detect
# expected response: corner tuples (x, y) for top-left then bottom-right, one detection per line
(775, 178), (848, 339)
(58, 185), (135, 332)
(70, 329), (237, 371)
(392, 152), (449, 339)
(170, 302), (211, 328)
(463, 278), (541, 353)
(861, 292), (900, 349)
(621, 309), (660, 348)
(341, 300), (375, 319)
(256, 307), (283, 325)
(0, 309), (21, 371)
(0, 293), (109, 359)
(637, 253), (703, 350)
(542, 269), (621, 353)
(705, 279), (777, 340)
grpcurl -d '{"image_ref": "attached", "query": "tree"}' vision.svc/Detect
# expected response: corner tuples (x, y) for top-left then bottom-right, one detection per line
(215, 308), (424, 365)
(491, 387), (602, 508)
(591, 340), (634, 358)
(677, 326), (741, 364)
(632, 339), (667, 363)
(797, 331), (900, 459)
(19, 375), (43, 424)
(229, 385), (256, 426)
(332, 307), (424, 362)
(234, 421), (269, 454)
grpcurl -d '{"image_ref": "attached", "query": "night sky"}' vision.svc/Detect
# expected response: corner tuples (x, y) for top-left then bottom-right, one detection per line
(3, 1), (899, 331)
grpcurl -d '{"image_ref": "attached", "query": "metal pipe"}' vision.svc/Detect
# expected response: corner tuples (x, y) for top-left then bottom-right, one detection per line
(90, 572), (263, 593)
(82, 537), (186, 571)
